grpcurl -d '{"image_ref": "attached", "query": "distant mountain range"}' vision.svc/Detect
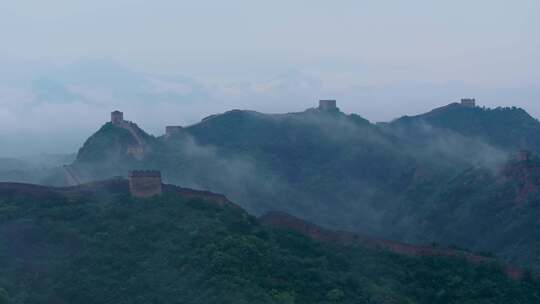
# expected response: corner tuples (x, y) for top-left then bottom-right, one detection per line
(4, 101), (540, 271)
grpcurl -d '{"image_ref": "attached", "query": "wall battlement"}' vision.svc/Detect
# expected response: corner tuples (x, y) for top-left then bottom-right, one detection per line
(129, 170), (162, 178)
(460, 98), (476, 107)
(128, 170), (162, 198)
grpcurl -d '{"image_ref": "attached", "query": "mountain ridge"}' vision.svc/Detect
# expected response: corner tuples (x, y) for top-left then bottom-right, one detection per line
(60, 102), (540, 271)
(259, 211), (524, 280)
(6, 101), (540, 271)
(389, 103), (540, 152)
(2, 179), (540, 303)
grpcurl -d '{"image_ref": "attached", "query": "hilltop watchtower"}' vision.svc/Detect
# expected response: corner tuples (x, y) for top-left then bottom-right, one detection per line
(128, 170), (162, 198)
(111, 110), (124, 125)
(460, 98), (476, 108)
(319, 100), (338, 111)
(165, 126), (184, 138)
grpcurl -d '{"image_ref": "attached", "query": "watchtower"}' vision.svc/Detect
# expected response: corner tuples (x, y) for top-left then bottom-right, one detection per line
(319, 100), (338, 111)
(111, 110), (124, 125)
(128, 170), (162, 198)
(460, 98), (476, 108)
(165, 126), (184, 138)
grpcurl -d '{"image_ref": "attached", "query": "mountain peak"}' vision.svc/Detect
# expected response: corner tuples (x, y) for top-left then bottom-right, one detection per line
(76, 116), (152, 164)
(391, 102), (540, 152)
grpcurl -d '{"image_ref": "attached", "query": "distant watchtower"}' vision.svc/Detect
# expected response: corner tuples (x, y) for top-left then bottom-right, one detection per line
(165, 126), (184, 138)
(319, 100), (338, 111)
(460, 98), (476, 108)
(111, 110), (124, 125)
(128, 170), (162, 198)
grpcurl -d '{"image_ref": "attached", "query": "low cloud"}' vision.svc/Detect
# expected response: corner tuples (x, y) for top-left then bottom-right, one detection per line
(1, 59), (539, 158)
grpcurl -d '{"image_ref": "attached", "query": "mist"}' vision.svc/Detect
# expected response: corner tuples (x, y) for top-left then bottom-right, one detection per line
(1, 59), (540, 158)
(1, 0), (539, 157)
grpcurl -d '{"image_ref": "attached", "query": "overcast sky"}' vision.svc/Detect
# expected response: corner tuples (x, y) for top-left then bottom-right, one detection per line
(1, 0), (539, 157)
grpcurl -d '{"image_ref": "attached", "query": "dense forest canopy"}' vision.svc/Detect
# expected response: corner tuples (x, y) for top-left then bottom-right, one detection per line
(1, 181), (540, 303)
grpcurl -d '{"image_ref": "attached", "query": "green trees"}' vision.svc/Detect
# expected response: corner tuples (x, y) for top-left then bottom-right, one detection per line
(1, 183), (540, 303)
(0, 288), (9, 304)
(63, 103), (540, 274)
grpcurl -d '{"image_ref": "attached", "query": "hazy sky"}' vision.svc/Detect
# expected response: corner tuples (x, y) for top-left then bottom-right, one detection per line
(0, 1), (539, 156)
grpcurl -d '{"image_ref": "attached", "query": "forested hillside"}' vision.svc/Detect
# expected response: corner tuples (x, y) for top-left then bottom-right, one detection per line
(389, 103), (540, 152)
(14, 103), (540, 270)
(1, 180), (540, 304)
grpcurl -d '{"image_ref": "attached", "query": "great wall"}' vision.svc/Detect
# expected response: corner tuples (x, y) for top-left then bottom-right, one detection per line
(128, 170), (163, 198)
(460, 98), (476, 107)
(111, 111), (146, 160)
(108, 97), (481, 162)
(259, 211), (524, 280)
(62, 98), (479, 187)
(62, 165), (82, 186)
